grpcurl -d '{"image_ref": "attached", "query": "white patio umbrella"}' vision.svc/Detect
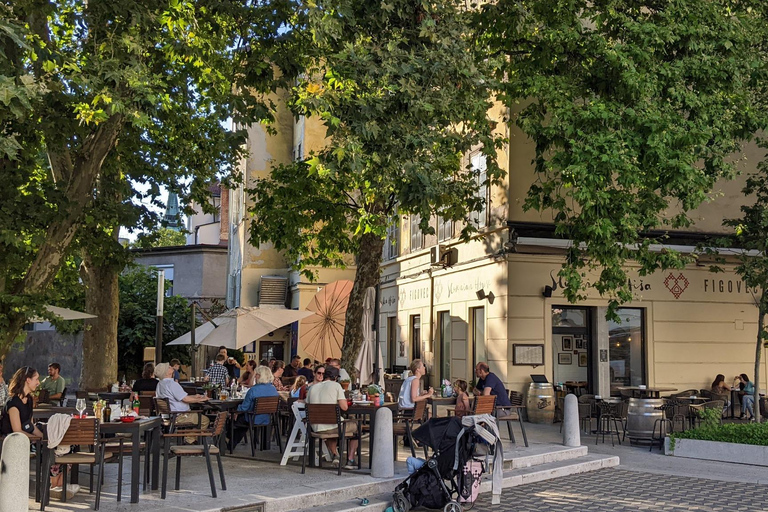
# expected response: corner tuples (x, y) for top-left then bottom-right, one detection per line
(354, 287), (384, 388)
(29, 305), (97, 322)
(167, 306), (316, 349)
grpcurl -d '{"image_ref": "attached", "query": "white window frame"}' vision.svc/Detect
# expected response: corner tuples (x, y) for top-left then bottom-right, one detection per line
(470, 153), (488, 229)
(410, 214), (423, 252)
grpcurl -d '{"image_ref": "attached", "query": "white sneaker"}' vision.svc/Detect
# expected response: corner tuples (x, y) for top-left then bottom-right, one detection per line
(331, 455), (340, 466)
(66, 484), (80, 500)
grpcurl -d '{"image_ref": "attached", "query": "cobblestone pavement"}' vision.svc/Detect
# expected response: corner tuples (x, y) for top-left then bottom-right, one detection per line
(471, 468), (768, 511)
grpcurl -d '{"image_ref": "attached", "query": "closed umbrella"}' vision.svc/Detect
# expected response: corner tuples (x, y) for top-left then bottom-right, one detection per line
(167, 306), (315, 349)
(355, 287), (383, 388)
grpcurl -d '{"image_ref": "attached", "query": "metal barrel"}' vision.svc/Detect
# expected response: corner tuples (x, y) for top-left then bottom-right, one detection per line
(526, 383), (555, 424)
(626, 398), (663, 440)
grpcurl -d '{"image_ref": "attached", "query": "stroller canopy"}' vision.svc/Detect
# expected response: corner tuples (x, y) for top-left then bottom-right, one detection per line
(411, 417), (464, 454)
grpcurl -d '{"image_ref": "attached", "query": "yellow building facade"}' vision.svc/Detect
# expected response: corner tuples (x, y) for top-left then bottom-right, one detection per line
(228, 95), (356, 362)
(378, 111), (766, 396)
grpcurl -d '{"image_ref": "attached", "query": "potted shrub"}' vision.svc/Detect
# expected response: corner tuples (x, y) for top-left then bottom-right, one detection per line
(201, 383), (221, 399)
(339, 379), (351, 391)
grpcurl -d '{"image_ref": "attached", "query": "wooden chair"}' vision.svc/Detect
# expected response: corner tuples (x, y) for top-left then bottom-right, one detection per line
(138, 395), (154, 416)
(302, 403), (361, 476)
(690, 400), (725, 428)
(161, 411), (228, 499)
(473, 394), (497, 415)
(246, 396), (282, 456)
(153, 397), (197, 433)
(392, 400), (428, 460)
(40, 418), (106, 511)
(496, 390), (529, 447)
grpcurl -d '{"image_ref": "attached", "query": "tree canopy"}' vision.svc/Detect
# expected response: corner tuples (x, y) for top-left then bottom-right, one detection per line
(247, 0), (504, 368)
(0, 0), (304, 354)
(480, 0), (768, 314)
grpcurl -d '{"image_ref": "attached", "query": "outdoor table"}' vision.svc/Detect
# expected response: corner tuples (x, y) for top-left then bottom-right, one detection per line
(33, 406), (80, 420)
(100, 416), (162, 503)
(616, 386), (677, 399)
(345, 402), (398, 469)
(206, 398), (244, 454)
(427, 396), (456, 419)
(98, 392), (131, 404)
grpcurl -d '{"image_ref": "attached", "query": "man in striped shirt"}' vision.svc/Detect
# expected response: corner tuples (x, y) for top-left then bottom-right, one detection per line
(206, 354), (230, 388)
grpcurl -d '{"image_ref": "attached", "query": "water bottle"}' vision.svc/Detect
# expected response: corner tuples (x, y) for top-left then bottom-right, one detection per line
(230, 379), (237, 399)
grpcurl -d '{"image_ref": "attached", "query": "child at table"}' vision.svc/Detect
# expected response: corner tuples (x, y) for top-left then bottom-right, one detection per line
(453, 379), (471, 418)
(291, 375), (307, 400)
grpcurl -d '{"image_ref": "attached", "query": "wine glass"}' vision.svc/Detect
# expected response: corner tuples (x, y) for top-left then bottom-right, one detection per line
(76, 398), (86, 418)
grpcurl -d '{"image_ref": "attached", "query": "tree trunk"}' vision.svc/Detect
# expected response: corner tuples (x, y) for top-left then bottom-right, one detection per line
(0, 115), (123, 355)
(340, 232), (385, 377)
(79, 253), (120, 391)
(755, 301), (766, 424)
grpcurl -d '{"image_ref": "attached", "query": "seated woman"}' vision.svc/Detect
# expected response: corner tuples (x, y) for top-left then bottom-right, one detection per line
(132, 362), (159, 393)
(290, 375), (308, 400)
(738, 373), (756, 420)
(230, 366), (278, 449)
(0, 367), (71, 490)
(397, 359), (434, 412)
(239, 360), (258, 387)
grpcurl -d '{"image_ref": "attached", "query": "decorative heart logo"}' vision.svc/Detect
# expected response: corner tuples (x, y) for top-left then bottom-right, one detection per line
(664, 273), (689, 299)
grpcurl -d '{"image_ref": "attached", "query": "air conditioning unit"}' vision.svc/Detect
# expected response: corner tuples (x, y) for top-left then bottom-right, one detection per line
(431, 245), (457, 267)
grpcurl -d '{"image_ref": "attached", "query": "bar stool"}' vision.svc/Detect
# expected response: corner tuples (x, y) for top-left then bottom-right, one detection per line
(650, 401), (674, 452)
(595, 401), (622, 446)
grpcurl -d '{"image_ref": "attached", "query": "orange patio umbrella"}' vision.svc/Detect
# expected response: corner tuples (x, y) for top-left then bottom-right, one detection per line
(300, 280), (354, 362)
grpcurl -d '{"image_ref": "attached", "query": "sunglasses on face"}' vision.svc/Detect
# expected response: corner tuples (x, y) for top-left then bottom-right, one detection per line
(316, 371), (325, 375)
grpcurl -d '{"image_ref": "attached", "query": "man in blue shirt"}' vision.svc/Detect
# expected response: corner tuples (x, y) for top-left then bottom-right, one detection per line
(229, 366), (278, 450)
(474, 362), (511, 407)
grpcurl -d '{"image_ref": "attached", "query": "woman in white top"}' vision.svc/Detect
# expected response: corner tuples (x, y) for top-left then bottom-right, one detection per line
(398, 359), (434, 410)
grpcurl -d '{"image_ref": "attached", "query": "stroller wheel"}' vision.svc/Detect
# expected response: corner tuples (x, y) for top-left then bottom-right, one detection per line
(444, 501), (463, 512)
(393, 490), (410, 512)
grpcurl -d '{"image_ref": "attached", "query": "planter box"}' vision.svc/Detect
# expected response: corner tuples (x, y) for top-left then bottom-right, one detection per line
(664, 437), (768, 466)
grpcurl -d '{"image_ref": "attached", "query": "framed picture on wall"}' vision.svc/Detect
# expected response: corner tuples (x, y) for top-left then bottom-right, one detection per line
(578, 352), (588, 367)
(562, 336), (573, 351)
(558, 353), (572, 365)
(575, 338), (587, 350)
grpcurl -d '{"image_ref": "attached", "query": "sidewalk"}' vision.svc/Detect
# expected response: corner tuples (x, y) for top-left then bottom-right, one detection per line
(526, 420), (768, 484)
(27, 419), (768, 511)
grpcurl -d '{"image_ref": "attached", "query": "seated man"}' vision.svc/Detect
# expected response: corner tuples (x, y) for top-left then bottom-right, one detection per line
(283, 355), (301, 378)
(155, 363), (209, 442)
(206, 354), (230, 388)
(474, 362), (511, 407)
(297, 358), (314, 382)
(40, 363), (66, 402)
(328, 358), (350, 382)
(306, 365), (358, 469)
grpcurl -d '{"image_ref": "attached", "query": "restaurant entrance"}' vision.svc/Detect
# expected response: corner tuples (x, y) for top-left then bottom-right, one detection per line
(552, 306), (593, 394)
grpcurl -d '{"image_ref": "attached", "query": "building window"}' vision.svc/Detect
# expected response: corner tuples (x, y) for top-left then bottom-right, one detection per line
(470, 153), (488, 229)
(608, 308), (646, 395)
(437, 215), (453, 242)
(154, 265), (174, 296)
(438, 311), (451, 381)
(410, 214), (423, 251)
(471, 306), (485, 369)
(411, 314), (421, 360)
(383, 215), (399, 260)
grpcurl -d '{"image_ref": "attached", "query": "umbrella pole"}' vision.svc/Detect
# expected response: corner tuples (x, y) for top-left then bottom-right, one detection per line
(155, 270), (165, 364)
(190, 302), (197, 379)
(373, 284), (381, 382)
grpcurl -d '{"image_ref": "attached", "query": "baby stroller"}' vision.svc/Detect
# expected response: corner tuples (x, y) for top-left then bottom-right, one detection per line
(392, 417), (488, 512)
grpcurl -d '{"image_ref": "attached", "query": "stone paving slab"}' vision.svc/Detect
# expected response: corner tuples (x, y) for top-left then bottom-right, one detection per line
(478, 468), (768, 511)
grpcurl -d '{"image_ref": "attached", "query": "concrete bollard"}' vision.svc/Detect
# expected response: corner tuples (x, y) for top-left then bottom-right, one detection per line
(0, 432), (31, 512)
(371, 407), (394, 478)
(563, 394), (580, 447)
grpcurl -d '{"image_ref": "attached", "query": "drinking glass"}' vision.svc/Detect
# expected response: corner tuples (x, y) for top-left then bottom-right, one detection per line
(76, 398), (86, 418)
